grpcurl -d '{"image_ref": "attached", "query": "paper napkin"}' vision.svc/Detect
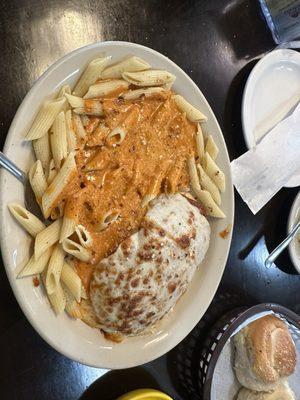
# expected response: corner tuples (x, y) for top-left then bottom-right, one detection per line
(231, 103), (300, 214)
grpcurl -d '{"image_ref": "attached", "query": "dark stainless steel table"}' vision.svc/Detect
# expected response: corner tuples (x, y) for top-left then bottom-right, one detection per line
(1, 1), (299, 399)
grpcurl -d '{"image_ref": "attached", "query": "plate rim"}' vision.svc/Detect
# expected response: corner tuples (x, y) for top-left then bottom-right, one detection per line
(287, 190), (300, 273)
(0, 40), (234, 368)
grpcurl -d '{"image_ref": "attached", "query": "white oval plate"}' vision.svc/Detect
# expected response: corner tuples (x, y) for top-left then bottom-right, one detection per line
(288, 191), (300, 273)
(242, 49), (300, 188)
(0, 41), (234, 369)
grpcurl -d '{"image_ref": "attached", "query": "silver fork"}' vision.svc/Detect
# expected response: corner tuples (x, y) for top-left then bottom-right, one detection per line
(0, 151), (43, 220)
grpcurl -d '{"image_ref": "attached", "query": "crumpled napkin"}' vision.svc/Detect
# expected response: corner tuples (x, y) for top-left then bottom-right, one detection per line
(231, 103), (300, 214)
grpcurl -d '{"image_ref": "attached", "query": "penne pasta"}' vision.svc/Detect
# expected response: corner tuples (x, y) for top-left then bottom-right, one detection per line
(193, 187), (225, 218)
(34, 218), (62, 260)
(73, 56), (111, 97)
(95, 211), (120, 232)
(101, 56), (150, 79)
(65, 93), (84, 109)
(106, 126), (126, 146)
(42, 153), (78, 219)
(80, 114), (90, 127)
(84, 79), (129, 99)
(62, 238), (91, 262)
(172, 95), (207, 123)
(33, 132), (51, 171)
(28, 160), (48, 205)
(58, 85), (71, 112)
(197, 164), (221, 205)
(64, 287), (81, 319)
(203, 152), (225, 192)
(142, 160), (172, 207)
(45, 243), (65, 295)
(25, 97), (66, 140)
(47, 159), (57, 184)
(123, 69), (175, 87)
(195, 124), (205, 161)
(165, 164), (181, 194)
(72, 114), (86, 139)
(81, 285), (88, 300)
(45, 278), (66, 315)
(18, 247), (52, 278)
(73, 99), (103, 117)
(65, 110), (77, 152)
(61, 261), (81, 302)
(187, 156), (201, 192)
(121, 87), (167, 101)
(205, 135), (219, 160)
(50, 203), (65, 220)
(8, 203), (45, 237)
(60, 199), (78, 242)
(75, 224), (93, 248)
(50, 111), (68, 169)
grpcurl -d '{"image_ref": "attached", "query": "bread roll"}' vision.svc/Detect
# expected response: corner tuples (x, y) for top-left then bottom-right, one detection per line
(234, 315), (296, 392)
(237, 381), (295, 400)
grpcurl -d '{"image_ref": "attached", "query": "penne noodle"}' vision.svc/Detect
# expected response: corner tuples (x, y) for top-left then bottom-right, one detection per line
(84, 79), (129, 99)
(73, 56), (111, 97)
(25, 97), (66, 140)
(64, 287), (82, 319)
(205, 135), (219, 160)
(65, 93), (84, 109)
(193, 187), (225, 218)
(33, 132), (51, 171)
(60, 199), (78, 242)
(80, 114), (90, 127)
(203, 152), (225, 192)
(106, 126), (126, 146)
(101, 56), (150, 79)
(34, 218), (62, 260)
(165, 164), (181, 194)
(95, 211), (120, 232)
(195, 124), (205, 161)
(73, 99), (103, 117)
(50, 203), (65, 220)
(62, 238), (91, 262)
(61, 261), (81, 302)
(121, 87), (167, 100)
(197, 164), (221, 205)
(187, 156), (201, 192)
(45, 243), (65, 295)
(42, 153), (78, 219)
(72, 114), (86, 139)
(18, 247), (52, 278)
(50, 111), (68, 169)
(172, 95), (207, 123)
(58, 85), (71, 112)
(122, 69), (175, 87)
(28, 160), (48, 204)
(65, 110), (77, 152)
(44, 278), (66, 315)
(8, 203), (45, 237)
(75, 224), (93, 248)
(142, 160), (172, 207)
(81, 285), (88, 300)
(47, 159), (57, 184)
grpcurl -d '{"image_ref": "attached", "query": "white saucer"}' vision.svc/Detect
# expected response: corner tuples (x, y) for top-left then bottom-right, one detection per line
(242, 49), (300, 188)
(288, 191), (300, 273)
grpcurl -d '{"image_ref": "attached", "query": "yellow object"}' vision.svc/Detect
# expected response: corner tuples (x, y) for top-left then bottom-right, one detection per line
(117, 388), (173, 400)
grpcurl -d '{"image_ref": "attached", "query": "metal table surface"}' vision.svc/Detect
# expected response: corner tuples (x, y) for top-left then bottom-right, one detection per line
(0, 1), (299, 399)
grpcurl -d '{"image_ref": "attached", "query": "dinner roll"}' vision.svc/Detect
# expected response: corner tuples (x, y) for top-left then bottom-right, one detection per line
(234, 315), (296, 392)
(237, 381), (295, 400)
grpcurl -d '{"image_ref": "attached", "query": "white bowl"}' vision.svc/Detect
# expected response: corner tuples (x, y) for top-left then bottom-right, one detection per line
(0, 41), (234, 369)
(288, 191), (300, 273)
(242, 49), (300, 188)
